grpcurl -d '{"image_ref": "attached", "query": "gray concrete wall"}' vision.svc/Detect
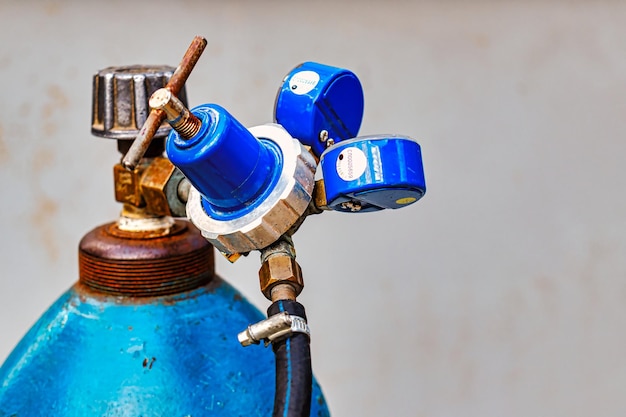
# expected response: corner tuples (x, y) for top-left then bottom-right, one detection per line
(1, 1), (625, 416)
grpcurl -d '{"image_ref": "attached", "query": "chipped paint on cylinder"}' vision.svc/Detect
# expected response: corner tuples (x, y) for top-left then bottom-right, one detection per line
(0, 280), (330, 416)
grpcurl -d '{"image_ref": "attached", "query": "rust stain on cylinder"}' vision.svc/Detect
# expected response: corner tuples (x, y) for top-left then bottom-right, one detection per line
(79, 220), (214, 297)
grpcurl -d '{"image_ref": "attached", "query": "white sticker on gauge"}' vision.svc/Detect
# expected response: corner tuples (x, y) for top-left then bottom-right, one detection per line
(336, 147), (367, 181)
(289, 71), (320, 95)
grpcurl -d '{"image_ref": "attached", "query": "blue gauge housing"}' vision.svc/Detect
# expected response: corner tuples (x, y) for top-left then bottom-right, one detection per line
(320, 136), (426, 212)
(274, 62), (364, 157)
(166, 104), (283, 220)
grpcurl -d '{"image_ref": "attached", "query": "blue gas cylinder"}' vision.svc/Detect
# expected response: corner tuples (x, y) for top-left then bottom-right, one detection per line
(0, 221), (330, 416)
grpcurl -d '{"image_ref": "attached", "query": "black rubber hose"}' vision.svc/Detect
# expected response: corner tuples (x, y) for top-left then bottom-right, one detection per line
(267, 299), (312, 417)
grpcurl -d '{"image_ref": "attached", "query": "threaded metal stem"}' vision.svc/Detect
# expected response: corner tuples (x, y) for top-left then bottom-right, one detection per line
(149, 88), (202, 139)
(172, 113), (203, 139)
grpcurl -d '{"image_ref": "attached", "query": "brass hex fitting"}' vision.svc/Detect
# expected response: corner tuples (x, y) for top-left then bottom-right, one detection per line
(140, 157), (187, 217)
(259, 255), (304, 300)
(313, 179), (329, 211)
(114, 163), (146, 207)
(114, 157), (187, 217)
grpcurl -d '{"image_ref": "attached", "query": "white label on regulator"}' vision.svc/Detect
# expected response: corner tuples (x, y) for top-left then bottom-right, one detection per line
(336, 147), (367, 181)
(289, 71), (320, 95)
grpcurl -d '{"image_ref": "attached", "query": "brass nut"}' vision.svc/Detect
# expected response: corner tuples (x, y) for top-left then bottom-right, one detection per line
(114, 163), (146, 207)
(313, 179), (329, 211)
(259, 255), (304, 300)
(140, 157), (186, 217)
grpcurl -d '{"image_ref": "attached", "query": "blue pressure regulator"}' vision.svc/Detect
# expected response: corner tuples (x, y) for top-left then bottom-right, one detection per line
(150, 89), (316, 258)
(141, 41), (426, 417)
(153, 61), (426, 258)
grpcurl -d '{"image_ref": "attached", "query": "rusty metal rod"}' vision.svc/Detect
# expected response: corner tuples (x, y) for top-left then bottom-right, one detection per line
(122, 108), (166, 170)
(166, 36), (208, 96)
(122, 36), (208, 171)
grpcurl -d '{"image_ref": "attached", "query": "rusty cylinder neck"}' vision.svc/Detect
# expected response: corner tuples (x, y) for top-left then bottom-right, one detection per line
(78, 220), (215, 297)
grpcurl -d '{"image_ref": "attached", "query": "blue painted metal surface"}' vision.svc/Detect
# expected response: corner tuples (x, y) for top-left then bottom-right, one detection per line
(0, 279), (330, 416)
(166, 104), (283, 218)
(274, 62), (364, 157)
(320, 135), (426, 212)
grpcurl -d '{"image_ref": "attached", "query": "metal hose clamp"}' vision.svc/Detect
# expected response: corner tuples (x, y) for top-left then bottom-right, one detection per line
(238, 312), (310, 347)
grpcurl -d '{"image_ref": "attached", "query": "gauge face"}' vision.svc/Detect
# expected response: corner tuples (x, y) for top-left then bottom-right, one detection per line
(288, 70), (320, 95)
(336, 147), (368, 182)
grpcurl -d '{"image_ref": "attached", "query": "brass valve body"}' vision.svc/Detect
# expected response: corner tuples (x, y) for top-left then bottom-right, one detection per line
(258, 254), (304, 301)
(113, 157), (186, 218)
